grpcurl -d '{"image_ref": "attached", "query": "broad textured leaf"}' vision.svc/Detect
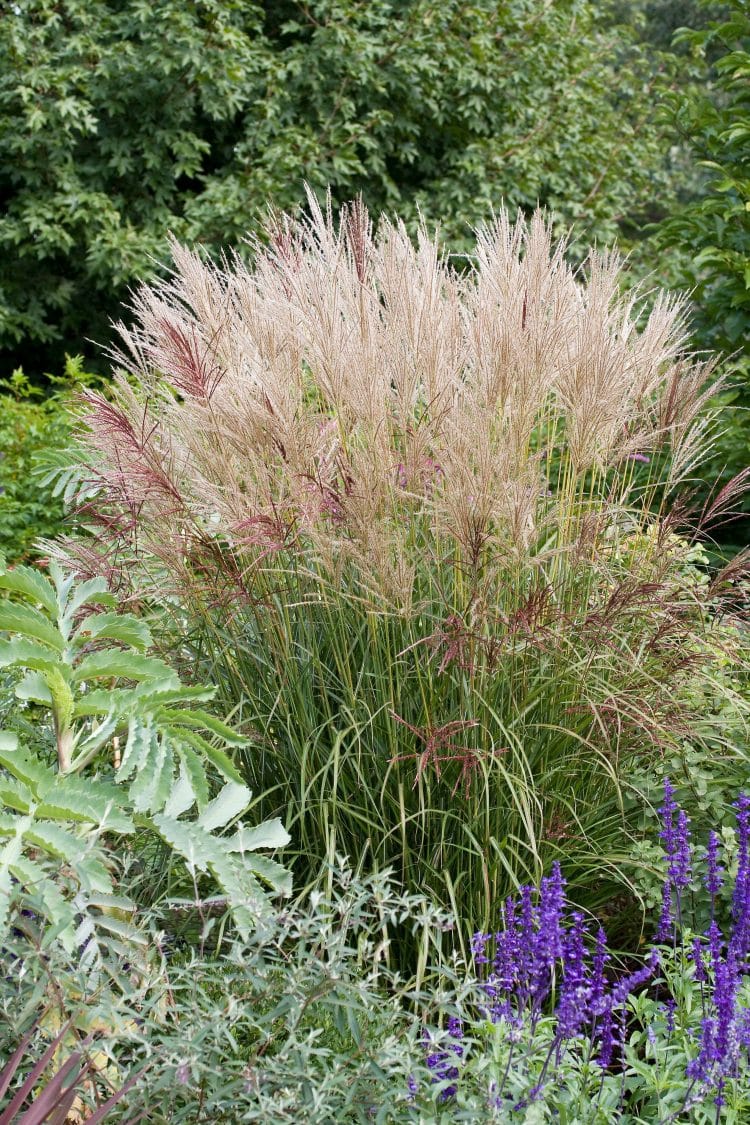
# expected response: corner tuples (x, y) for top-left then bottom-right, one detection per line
(0, 602), (64, 651)
(197, 781), (251, 832)
(128, 731), (173, 814)
(242, 852), (292, 895)
(72, 649), (177, 684)
(0, 777), (32, 814)
(157, 706), (247, 746)
(37, 779), (135, 833)
(0, 731), (19, 752)
(0, 747), (55, 792)
(226, 818), (291, 852)
(176, 744), (210, 809)
(62, 574), (115, 617)
(118, 718), (155, 781)
(24, 820), (89, 862)
(0, 564), (57, 615)
(163, 766), (196, 818)
(73, 610), (152, 650)
(175, 728), (245, 786)
(0, 638), (59, 672)
(15, 670), (53, 705)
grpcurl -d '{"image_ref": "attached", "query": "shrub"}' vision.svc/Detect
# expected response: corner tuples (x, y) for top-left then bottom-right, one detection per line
(0, 558), (291, 960)
(0, 0), (682, 373)
(0, 356), (92, 562)
(64, 198), (749, 951)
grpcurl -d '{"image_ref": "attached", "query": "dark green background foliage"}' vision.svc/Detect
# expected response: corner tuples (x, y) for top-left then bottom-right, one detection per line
(0, 357), (91, 561)
(1, 0), (680, 375)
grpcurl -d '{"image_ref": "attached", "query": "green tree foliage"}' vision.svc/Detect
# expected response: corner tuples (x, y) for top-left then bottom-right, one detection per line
(0, 356), (95, 562)
(656, 0), (750, 538)
(659, 0), (750, 367)
(0, 0), (679, 373)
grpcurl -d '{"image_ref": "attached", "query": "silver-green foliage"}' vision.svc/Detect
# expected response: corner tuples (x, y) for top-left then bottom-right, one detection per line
(0, 556), (290, 952)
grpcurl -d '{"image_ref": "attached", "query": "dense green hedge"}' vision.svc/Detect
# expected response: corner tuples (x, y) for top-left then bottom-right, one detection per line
(1, 0), (681, 374)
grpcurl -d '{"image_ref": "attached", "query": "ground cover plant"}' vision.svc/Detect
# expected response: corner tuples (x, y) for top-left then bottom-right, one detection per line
(4, 780), (750, 1121)
(56, 198), (749, 959)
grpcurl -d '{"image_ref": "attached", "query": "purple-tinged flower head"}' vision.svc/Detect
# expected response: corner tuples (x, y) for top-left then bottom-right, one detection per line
(537, 862), (566, 965)
(732, 794), (750, 957)
(713, 956), (739, 1063)
(663, 997), (676, 1035)
(446, 1016), (464, 1049)
(556, 912), (590, 1039)
(686, 1016), (717, 1083)
(659, 777), (678, 860)
(591, 927), (610, 1008)
(656, 882), (673, 943)
(705, 831), (724, 898)
(607, 950), (659, 1009)
(597, 1006), (615, 1069)
(707, 919), (724, 969)
(424, 1028), (461, 1102)
(670, 809), (692, 891)
(406, 1074), (418, 1101)
(691, 936), (707, 983)
(471, 931), (489, 966)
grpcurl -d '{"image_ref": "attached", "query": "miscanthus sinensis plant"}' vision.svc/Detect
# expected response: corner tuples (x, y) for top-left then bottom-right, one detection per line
(64, 195), (749, 948)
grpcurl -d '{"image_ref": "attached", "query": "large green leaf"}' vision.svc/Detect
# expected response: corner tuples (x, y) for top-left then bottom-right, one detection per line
(0, 638), (59, 672)
(72, 649), (177, 684)
(0, 563), (57, 615)
(15, 670), (53, 705)
(73, 610), (152, 651)
(174, 728), (245, 786)
(197, 781), (251, 832)
(0, 602), (65, 651)
(226, 818), (291, 852)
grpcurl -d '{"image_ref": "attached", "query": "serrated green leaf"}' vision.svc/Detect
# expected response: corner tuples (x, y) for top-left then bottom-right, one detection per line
(129, 732), (173, 814)
(73, 687), (137, 717)
(176, 744), (210, 809)
(15, 670), (53, 705)
(24, 820), (88, 861)
(119, 717), (154, 781)
(0, 602), (64, 651)
(73, 649), (178, 684)
(197, 781), (251, 832)
(242, 852), (292, 895)
(75, 852), (115, 894)
(226, 818), (290, 852)
(175, 728), (244, 786)
(157, 707), (247, 746)
(151, 813), (267, 938)
(0, 777), (32, 813)
(73, 610), (152, 650)
(63, 575), (115, 617)
(0, 565), (57, 615)
(0, 638), (60, 672)
(163, 766), (195, 818)
(37, 778), (134, 833)
(0, 748), (55, 793)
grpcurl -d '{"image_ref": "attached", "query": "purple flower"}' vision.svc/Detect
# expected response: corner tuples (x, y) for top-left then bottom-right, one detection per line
(423, 1020), (464, 1101)
(705, 831), (724, 898)
(691, 936), (707, 983)
(671, 810), (692, 891)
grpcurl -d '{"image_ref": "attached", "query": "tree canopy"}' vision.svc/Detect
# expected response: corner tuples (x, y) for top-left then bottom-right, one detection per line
(1, 0), (680, 374)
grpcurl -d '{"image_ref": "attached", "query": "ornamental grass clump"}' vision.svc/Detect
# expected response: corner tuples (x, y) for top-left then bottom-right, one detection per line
(70, 193), (749, 944)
